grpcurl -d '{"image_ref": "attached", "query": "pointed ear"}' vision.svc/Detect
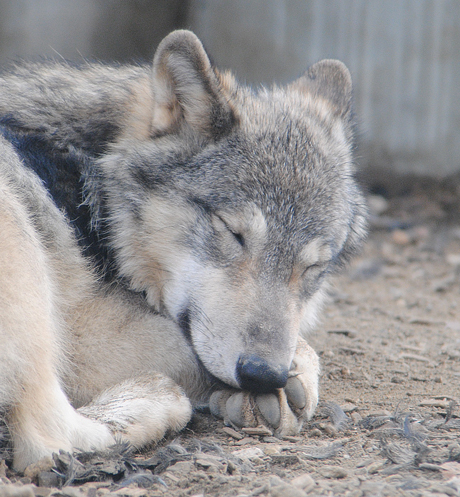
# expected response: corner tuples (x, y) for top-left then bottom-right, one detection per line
(290, 59), (352, 118)
(151, 30), (235, 139)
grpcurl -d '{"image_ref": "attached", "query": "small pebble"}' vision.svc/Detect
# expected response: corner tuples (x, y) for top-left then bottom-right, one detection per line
(367, 461), (386, 474)
(24, 456), (55, 479)
(419, 399), (451, 408)
(291, 473), (315, 491)
(270, 484), (307, 497)
(221, 427), (244, 440)
(262, 445), (281, 456)
(418, 463), (444, 471)
(234, 437), (254, 446)
(392, 229), (411, 245)
(282, 436), (302, 442)
(367, 410), (392, 417)
(58, 487), (85, 497)
(263, 436), (280, 443)
(448, 442), (460, 461)
(350, 412), (363, 423)
(269, 475), (286, 487)
(0, 487), (35, 497)
(321, 423), (338, 437)
(231, 447), (264, 461)
(446, 253), (460, 266)
(320, 465), (348, 479)
(270, 454), (299, 466)
(356, 458), (374, 468)
(33, 489), (52, 497)
(167, 461), (193, 473)
(427, 483), (458, 496)
(341, 402), (357, 413)
(38, 471), (60, 488)
(340, 366), (351, 377)
(195, 457), (221, 472)
(367, 194), (388, 215)
(327, 330), (358, 339)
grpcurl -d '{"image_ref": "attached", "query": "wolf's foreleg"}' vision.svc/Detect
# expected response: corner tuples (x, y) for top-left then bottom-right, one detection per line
(209, 336), (319, 435)
(0, 187), (117, 471)
(78, 374), (192, 447)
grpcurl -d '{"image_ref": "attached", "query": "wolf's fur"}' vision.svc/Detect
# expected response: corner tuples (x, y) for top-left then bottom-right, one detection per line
(0, 30), (367, 471)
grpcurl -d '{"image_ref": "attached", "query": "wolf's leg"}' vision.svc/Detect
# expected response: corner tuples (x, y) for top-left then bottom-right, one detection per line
(0, 188), (192, 471)
(0, 188), (116, 471)
(209, 336), (319, 435)
(78, 373), (192, 447)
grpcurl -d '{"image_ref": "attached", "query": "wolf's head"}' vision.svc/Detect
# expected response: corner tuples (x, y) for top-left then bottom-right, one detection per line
(100, 30), (367, 393)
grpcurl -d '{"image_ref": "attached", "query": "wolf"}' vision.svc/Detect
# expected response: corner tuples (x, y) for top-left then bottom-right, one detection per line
(0, 30), (367, 471)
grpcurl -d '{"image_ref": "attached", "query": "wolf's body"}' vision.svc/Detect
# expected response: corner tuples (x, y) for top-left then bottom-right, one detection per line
(0, 31), (367, 471)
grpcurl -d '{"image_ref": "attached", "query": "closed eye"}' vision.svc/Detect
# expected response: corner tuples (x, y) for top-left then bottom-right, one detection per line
(231, 231), (245, 247)
(215, 215), (245, 248)
(302, 263), (320, 277)
(300, 262), (330, 298)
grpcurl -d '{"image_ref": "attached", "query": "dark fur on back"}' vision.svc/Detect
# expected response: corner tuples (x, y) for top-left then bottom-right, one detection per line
(0, 62), (148, 276)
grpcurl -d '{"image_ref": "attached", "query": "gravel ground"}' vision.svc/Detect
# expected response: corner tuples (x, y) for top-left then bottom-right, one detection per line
(1, 184), (460, 497)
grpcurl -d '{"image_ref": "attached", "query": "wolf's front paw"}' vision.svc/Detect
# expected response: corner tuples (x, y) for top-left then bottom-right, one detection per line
(78, 373), (192, 447)
(209, 338), (319, 436)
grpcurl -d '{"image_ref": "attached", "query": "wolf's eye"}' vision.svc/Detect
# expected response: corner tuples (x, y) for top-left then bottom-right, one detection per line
(302, 263), (320, 278)
(224, 224), (245, 247)
(213, 215), (245, 248)
(231, 231), (245, 247)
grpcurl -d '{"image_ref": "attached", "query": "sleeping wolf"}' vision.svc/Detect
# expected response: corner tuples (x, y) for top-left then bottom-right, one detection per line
(0, 30), (367, 471)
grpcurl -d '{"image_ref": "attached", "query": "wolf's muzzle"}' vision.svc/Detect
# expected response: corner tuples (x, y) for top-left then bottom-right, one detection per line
(236, 354), (288, 393)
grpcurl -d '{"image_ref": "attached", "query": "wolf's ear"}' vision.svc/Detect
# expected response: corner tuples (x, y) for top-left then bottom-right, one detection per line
(151, 30), (235, 139)
(290, 60), (352, 118)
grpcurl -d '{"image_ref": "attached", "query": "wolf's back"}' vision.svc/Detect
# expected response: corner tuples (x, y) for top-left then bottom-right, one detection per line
(0, 62), (149, 273)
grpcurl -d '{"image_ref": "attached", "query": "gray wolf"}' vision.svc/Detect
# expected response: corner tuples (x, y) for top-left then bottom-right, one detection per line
(0, 30), (367, 471)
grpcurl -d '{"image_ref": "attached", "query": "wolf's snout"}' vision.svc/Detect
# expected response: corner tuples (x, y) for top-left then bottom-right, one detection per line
(236, 354), (288, 393)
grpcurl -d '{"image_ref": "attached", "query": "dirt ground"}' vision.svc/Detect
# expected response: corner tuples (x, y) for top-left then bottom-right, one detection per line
(1, 182), (460, 497)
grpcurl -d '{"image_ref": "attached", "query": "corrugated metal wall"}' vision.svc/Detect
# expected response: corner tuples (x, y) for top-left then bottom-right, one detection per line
(0, 0), (188, 64)
(189, 0), (460, 177)
(0, 1), (458, 177)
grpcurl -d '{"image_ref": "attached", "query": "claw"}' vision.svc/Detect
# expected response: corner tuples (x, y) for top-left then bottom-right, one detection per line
(209, 390), (226, 418)
(208, 337), (319, 434)
(226, 391), (248, 427)
(256, 393), (280, 428)
(285, 376), (307, 410)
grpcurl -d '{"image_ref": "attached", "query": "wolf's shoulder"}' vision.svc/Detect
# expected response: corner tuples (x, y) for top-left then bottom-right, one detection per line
(0, 61), (147, 275)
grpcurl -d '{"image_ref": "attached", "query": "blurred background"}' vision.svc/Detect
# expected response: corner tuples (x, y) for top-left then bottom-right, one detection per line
(1, 0), (459, 195)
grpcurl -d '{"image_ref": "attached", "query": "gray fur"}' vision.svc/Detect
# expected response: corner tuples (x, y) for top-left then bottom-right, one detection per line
(0, 30), (367, 471)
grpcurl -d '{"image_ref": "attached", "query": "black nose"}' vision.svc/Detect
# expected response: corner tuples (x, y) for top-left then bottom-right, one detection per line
(236, 354), (289, 393)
